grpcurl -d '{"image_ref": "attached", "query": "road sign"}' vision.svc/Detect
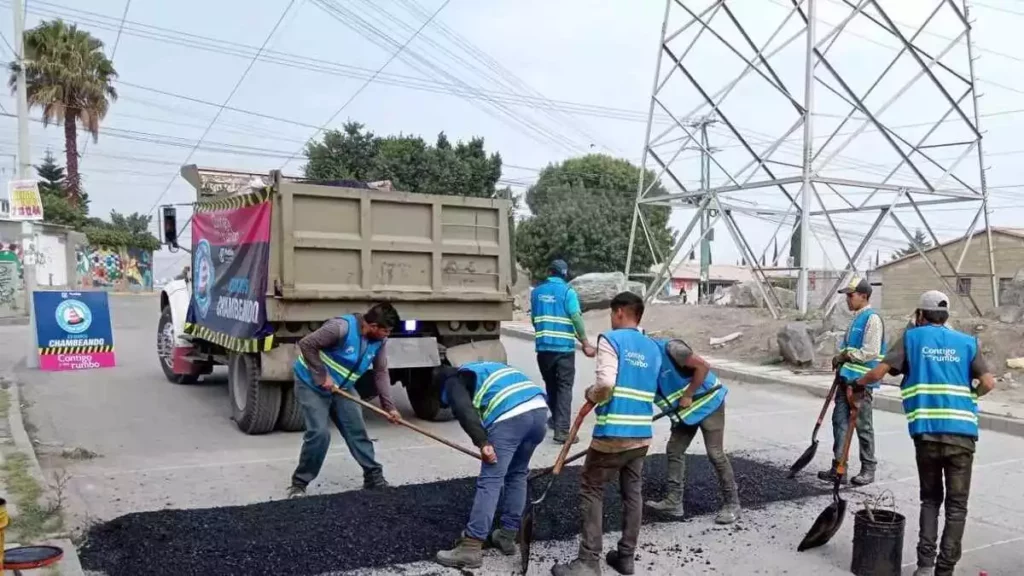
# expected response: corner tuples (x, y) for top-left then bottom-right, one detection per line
(6, 180), (43, 221)
(33, 291), (116, 371)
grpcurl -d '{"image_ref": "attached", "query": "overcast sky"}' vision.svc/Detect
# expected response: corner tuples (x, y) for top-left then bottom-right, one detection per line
(1, 0), (1022, 282)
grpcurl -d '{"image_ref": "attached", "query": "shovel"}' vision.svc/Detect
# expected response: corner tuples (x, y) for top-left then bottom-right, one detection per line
(330, 387), (481, 460)
(788, 376), (842, 478)
(797, 392), (860, 552)
(518, 400), (594, 574)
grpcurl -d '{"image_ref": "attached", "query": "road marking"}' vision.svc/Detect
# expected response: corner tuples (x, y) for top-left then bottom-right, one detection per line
(901, 535), (1024, 568)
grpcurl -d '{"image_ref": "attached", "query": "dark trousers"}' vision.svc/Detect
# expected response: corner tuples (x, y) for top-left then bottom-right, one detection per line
(665, 404), (737, 501)
(291, 379), (382, 487)
(915, 439), (973, 575)
(537, 351), (575, 433)
(832, 386), (876, 469)
(578, 447), (648, 561)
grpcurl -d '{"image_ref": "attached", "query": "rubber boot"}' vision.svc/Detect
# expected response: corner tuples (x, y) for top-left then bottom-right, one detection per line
(605, 550), (635, 575)
(551, 558), (601, 576)
(816, 460), (849, 484)
(714, 488), (741, 525)
(435, 534), (484, 569)
(851, 466), (875, 486)
(489, 528), (517, 556)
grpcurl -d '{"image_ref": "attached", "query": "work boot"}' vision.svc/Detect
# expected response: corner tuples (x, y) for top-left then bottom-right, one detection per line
(605, 550), (635, 575)
(816, 460), (849, 484)
(714, 491), (741, 525)
(912, 566), (934, 576)
(551, 558), (601, 576)
(851, 467), (875, 486)
(553, 430), (580, 445)
(363, 471), (390, 490)
(644, 495), (684, 517)
(435, 534), (483, 569)
(286, 484), (306, 499)
(489, 528), (517, 556)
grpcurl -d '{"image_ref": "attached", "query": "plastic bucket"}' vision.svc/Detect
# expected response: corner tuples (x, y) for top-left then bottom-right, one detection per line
(850, 509), (905, 576)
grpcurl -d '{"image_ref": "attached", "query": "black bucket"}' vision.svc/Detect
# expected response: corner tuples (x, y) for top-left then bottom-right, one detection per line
(850, 509), (905, 576)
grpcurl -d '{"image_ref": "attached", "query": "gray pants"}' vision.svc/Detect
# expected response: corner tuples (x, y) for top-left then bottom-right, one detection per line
(915, 439), (973, 575)
(664, 404), (737, 503)
(831, 387), (876, 470)
(291, 379), (382, 487)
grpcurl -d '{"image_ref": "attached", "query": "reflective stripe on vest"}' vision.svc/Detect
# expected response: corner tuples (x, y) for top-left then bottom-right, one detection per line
(838, 308), (886, 388)
(901, 325), (979, 439)
(652, 338), (727, 426)
(531, 279), (576, 352)
(293, 314), (382, 393)
(593, 328), (661, 439)
(461, 361), (546, 427)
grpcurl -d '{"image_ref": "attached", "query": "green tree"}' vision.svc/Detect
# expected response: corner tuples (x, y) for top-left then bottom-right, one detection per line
(9, 20), (118, 205)
(303, 122), (504, 198)
(516, 154), (673, 278)
(35, 150), (89, 227)
(83, 210), (160, 251)
(891, 228), (932, 261)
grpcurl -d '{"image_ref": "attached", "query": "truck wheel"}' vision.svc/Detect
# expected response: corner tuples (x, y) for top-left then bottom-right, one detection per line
(228, 353), (282, 435)
(405, 367), (454, 422)
(157, 306), (198, 384)
(276, 384), (305, 432)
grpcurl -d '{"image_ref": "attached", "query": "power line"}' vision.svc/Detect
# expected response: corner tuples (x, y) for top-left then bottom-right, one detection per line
(109, 0), (131, 59)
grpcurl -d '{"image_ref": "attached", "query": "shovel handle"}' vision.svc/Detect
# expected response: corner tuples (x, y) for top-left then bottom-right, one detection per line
(552, 401), (595, 476)
(331, 387), (482, 461)
(835, 403), (860, 477)
(811, 377), (842, 441)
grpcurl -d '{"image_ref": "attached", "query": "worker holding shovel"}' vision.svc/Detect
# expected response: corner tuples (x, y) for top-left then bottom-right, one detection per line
(854, 290), (995, 576)
(433, 362), (548, 570)
(551, 292), (662, 576)
(644, 337), (740, 524)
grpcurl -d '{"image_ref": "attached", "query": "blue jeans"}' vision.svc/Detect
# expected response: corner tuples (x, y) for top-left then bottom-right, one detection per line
(465, 407), (547, 540)
(291, 378), (382, 487)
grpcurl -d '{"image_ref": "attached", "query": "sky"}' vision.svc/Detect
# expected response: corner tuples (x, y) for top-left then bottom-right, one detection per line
(1, 0), (1023, 283)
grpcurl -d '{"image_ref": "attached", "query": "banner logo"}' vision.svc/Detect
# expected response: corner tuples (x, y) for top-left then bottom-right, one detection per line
(55, 299), (92, 334)
(194, 239), (213, 318)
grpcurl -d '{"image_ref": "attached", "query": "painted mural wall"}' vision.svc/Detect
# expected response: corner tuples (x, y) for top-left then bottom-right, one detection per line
(75, 245), (153, 290)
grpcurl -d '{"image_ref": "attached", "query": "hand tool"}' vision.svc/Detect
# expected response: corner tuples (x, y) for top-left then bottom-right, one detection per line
(788, 375), (842, 478)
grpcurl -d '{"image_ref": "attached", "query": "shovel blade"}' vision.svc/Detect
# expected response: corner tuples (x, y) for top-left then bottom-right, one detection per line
(788, 440), (819, 478)
(797, 498), (848, 552)
(518, 504), (535, 574)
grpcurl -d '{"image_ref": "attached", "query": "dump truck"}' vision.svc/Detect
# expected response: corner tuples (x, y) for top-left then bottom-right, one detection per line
(157, 166), (515, 434)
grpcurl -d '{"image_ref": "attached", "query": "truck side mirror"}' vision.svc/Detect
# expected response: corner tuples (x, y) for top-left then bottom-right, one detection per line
(162, 205), (178, 248)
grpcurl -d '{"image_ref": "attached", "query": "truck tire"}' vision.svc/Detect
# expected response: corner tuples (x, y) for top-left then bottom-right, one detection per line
(405, 367), (454, 422)
(157, 306), (198, 384)
(275, 383), (305, 432)
(228, 352), (282, 435)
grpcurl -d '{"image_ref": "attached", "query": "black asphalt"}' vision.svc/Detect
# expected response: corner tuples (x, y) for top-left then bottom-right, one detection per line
(79, 453), (828, 576)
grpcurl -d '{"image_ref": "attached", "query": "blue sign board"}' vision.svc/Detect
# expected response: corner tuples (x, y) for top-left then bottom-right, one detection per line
(33, 291), (116, 371)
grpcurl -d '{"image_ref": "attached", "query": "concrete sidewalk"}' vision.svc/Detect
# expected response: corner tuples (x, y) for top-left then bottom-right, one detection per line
(501, 321), (1024, 438)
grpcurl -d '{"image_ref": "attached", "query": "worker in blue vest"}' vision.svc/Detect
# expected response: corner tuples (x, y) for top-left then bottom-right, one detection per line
(644, 337), (740, 524)
(552, 291), (661, 576)
(531, 259), (597, 445)
(288, 303), (402, 498)
(820, 276), (886, 486)
(433, 362), (548, 569)
(854, 290), (995, 576)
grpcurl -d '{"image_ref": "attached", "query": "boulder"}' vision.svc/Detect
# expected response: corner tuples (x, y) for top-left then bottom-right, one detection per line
(569, 272), (645, 312)
(997, 305), (1024, 324)
(777, 322), (816, 366)
(723, 281), (796, 310)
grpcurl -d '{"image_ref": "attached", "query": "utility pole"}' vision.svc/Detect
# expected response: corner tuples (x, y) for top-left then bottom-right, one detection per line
(690, 115), (718, 302)
(796, 0), (816, 315)
(13, 0), (39, 368)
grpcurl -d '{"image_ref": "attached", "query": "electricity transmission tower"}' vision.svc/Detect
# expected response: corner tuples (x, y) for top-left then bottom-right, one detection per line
(625, 0), (995, 318)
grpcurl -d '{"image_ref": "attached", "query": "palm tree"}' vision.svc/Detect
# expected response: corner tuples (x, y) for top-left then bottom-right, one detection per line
(8, 20), (117, 206)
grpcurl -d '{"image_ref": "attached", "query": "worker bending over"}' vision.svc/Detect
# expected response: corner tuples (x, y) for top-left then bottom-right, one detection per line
(822, 277), (885, 486)
(855, 290), (995, 576)
(645, 337), (740, 524)
(552, 292), (661, 576)
(434, 361), (548, 569)
(288, 303), (401, 497)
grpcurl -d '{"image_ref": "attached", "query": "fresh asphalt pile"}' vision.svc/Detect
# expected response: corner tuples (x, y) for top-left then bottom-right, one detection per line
(79, 454), (828, 576)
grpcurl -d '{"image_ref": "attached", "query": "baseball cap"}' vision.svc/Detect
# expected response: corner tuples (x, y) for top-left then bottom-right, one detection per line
(838, 276), (872, 296)
(549, 259), (569, 277)
(917, 290), (949, 312)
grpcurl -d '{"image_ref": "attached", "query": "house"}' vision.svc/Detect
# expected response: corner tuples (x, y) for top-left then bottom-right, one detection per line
(872, 227), (1024, 313)
(650, 262), (753, 303)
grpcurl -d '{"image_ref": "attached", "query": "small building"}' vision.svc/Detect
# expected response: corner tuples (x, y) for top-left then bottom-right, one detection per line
(872, 227), (1024, 314)
(651, 262), (753, 303)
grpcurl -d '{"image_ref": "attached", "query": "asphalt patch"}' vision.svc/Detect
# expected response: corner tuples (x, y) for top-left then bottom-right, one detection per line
(79, 454), (828, 576)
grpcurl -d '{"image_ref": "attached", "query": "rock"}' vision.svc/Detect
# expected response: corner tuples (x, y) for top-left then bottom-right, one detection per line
(996, 305), (1024, 324)
(723, 281), (795, 310)
(1007, 357), (1024, 370)
(814, 330), (843, 358)
(777, 322), (816, 366)
(569, 272), (645, 312)
(710, 332), (742, 348)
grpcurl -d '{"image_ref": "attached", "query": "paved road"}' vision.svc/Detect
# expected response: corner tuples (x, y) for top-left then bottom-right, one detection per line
(13, 295), (1024, 574)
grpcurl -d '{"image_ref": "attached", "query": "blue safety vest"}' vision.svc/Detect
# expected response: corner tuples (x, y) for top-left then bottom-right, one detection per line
(901, 325), (979, 439)
(293, 314), (382, 395)
(531, 277), (577, 353)
(593, 328), (661, 439)
(838, 307), (886, 388)
(653, 338), (727, 426)
(442, 362), (546, 427)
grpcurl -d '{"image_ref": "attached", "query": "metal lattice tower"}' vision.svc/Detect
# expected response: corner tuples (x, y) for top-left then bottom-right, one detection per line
(625, 0), (994, 318)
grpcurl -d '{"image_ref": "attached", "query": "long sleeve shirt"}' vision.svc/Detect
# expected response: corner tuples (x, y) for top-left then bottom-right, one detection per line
(844, 306), (884, 364)
(296, 315), (396, 412)
(531, 277), (589, 343)
(585, 336), (652, 454)
(447, 369), (549, 447)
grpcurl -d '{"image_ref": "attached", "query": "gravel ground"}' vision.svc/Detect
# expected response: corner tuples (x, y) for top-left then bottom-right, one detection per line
(78, 453), (827, 576)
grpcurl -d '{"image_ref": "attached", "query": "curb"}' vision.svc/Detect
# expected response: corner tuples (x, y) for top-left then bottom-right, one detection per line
(0, 316), (29, 327)
(500, 325), (1024, 439)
